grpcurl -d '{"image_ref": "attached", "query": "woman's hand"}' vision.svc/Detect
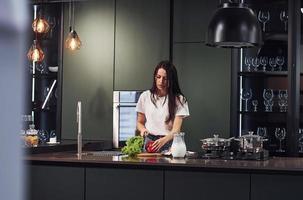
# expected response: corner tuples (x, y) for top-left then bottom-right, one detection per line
(152, 135), (171, 151)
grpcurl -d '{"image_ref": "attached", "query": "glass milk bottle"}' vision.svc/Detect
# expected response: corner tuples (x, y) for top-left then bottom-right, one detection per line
(171, 132), (187, 158)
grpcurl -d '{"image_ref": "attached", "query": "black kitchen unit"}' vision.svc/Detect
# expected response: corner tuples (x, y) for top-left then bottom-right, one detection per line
(25, 3), (63, 142)
(230, 0), (302, 157)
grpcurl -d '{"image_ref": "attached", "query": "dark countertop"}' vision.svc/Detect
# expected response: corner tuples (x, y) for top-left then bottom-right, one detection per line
(25, 151), (303, 174)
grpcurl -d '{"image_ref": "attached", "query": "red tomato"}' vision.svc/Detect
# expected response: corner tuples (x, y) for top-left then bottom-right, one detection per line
(146, 141), (156, 153)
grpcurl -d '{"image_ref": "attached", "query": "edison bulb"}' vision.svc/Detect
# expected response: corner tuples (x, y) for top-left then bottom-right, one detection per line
(27, 40), (45, 62)
(32, 18), (50, 34)
(65, 30), (82, 51)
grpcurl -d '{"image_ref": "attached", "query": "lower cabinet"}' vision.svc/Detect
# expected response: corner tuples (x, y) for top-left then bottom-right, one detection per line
(27, 165), (85, 200)
(86, 168), (163, 200)
(165, 171), (250, 200)
(251, 174), (303, 200)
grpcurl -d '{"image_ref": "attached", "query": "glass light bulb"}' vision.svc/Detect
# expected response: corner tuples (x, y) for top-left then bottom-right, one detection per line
(32, 49), (40, 62)
(32, 18), (50, 34)
(27, 40), (45, 62)
(65, 30), (82, 51)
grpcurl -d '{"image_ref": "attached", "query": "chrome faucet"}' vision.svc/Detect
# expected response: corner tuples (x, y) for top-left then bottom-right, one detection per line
(77, 101), (82, 159)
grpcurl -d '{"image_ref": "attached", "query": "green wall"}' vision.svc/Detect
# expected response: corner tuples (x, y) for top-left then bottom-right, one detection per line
(61, 0), (231, 151)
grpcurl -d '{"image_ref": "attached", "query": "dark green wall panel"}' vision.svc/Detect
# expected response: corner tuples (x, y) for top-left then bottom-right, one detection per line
(62, 0), (114, 140)
(174, 0), (217, 42)
(173, 44), (230, 151)
(114, 0), (170, 90)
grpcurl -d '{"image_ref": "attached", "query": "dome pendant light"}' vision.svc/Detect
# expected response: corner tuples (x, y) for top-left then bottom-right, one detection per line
(65, 0), (82, 51)
(206, 0), (262, 48)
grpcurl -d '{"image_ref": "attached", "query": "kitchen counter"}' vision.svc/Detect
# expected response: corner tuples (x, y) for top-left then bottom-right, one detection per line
(26, 151), (303, 200)
(25, 151), (303, 174)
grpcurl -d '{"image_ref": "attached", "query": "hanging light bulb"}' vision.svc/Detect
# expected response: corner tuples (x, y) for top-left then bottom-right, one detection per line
(27, 40), (45, 62)
(65, 0), (82, 51)
(65, 29), (82, 50)
(32, 17), (50, 34)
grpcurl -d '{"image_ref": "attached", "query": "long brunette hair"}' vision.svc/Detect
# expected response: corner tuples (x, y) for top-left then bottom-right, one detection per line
(150, 60), (186, 123)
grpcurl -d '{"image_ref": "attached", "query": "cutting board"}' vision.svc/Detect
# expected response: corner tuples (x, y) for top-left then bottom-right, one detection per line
(137, 152), (162, 157)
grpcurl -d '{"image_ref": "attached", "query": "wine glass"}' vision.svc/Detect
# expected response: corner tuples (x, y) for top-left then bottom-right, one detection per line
(252, 57), (260, 71)
(275, 128), (286, 152)
(252, 100), (258, 112)
(244, 57), (252, 72)
(47, 16), (57, 38)
(263, 89), (274, 101)
(257, 127), (267, 138)
(263, 89), (274, 112)
(278, 90), (288, 100)
(260, 56), (268, 72)
(269, 57), (277, 71)
(280, 10), (288, 32)
(241, 88), (252, 112)
(258, 10), (270, 32)
(276, 56), (285, 71)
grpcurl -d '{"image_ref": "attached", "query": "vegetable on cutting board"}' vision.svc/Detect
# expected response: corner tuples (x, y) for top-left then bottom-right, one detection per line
(121, 136), (144, 157)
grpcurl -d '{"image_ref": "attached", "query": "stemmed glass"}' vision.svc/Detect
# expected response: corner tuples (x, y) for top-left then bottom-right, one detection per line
(252, 100), (258, 112)
(276, 56), (285, 71)
(275, 128), (286, 152)
(278, 90), (288, 112)
(263, 89), (274, 112)
(269, 57), (277, 71)
(258, 10), (270, 32)
(257, 127), (267, 138)
(252, 57), (260, 71)
(244, 57), (252, 72)
(241, 88), (252, 112)
(47, 16), (57, 38)
(260, 56), (268, 72)
(280, 10), (288, 32)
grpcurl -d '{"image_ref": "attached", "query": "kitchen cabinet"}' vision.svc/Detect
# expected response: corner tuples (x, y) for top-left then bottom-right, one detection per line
(27, 165), (84, 200)
(231, 0), (301, 156)
(165, 171), (250, 200)
(251, 174), (303, 200)
(114, 0), (170, 90)
(61, 0), (114, 140)
(86, 168), (163, 200)
(173, 44), (230, 150)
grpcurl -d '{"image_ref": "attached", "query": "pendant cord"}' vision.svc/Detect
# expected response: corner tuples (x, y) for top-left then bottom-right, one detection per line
(68, 0), (72, 31)
(72, 0), (75, 30)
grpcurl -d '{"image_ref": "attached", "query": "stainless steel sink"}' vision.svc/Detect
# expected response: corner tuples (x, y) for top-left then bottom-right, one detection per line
(84, 151), (123, 157)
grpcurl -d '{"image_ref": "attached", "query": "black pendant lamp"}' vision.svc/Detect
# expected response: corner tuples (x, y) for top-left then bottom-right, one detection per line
(206, 0), (262, 48)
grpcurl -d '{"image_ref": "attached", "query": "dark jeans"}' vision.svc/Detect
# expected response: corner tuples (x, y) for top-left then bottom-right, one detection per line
(143, 134), (172, 153)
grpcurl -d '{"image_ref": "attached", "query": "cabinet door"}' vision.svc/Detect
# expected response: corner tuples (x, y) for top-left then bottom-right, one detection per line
(165, 170), (250, 200)
(114, 0), (170, 90)
(173, 43), (230, 151)
(86, 168), (163, 200)
(174, 0), (217, 42)
(62, 0), (114, 140)
(251, 174), (303, 200)
(27, 165), (84, 200)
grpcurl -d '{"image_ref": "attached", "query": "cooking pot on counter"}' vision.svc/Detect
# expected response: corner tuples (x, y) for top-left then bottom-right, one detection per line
(234, 131), (268, 153)
(200, 134), (232, 151)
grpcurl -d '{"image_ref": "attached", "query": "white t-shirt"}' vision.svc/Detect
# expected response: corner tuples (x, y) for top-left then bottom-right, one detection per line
(136, 90), (190, 136)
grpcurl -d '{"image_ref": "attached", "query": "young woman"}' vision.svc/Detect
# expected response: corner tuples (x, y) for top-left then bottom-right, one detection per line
(136, 60), (189, 152)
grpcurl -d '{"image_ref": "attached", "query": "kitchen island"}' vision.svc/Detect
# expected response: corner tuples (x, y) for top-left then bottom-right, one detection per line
(26, 152), (303, 200)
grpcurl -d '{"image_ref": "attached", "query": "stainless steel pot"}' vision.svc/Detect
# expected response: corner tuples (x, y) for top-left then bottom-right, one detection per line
(200, 134), (232, 151)
(234, 131), (268, 153)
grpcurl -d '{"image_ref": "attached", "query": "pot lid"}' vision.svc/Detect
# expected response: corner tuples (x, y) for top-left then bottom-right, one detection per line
(200, 134), (229, 143)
